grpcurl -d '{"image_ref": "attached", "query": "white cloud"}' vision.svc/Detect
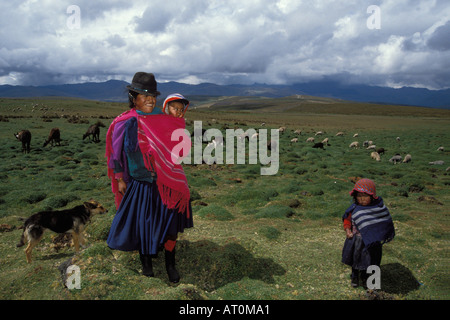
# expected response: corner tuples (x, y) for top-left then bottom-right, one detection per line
(0, 0), (449, 89)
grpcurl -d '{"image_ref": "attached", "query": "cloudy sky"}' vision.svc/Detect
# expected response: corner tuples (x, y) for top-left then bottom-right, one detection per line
(0, 0), (449, 89)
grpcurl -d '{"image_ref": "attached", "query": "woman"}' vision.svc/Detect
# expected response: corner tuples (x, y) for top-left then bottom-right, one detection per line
(105, 72), (193, 283)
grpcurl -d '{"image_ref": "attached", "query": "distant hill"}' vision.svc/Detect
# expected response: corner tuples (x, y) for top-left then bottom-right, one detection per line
(0, 79), (449, 109)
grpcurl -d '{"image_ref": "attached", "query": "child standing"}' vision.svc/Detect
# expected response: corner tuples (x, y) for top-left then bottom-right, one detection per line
(163, 93), (189, 118)
(341, 178), (395, 288)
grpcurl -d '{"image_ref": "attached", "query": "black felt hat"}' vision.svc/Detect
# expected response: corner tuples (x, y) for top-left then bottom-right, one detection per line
(126, 72), (161, 96)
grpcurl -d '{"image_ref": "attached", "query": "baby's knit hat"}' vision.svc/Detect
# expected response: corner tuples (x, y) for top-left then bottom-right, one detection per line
(349, 178), (378, 199)
(163, 93), (190, 116)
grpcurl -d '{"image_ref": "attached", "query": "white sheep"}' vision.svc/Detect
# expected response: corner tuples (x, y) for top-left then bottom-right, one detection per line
(437, 146), (444, 151)
(290, 138), (299, 143)
(402, 154), (412, 163)
(349, 141), (359, 149)
(371, 152), (381, 162)
(321, 138), (329, 145)
(353, 133), (359, 138)
(315, 131), (324, 136)
(366, 145), (376, 150)
(306, 137), (315, 143)
(429, 160), (444, 165)
(278, 126), (286, 134)
(294, 129), (302, 135)
(335, 132), (344, 136)
(389, 154), (402, 164)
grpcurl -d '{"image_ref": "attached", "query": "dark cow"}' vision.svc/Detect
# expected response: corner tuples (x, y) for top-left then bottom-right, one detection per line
(83, 124), (100, 142)
(43, 128), (61, 147)
(14, 130), (31, 153)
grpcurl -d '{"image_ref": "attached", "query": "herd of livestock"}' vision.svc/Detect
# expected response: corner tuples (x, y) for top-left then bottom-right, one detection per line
(13, 123), (447, 170)
(13, 123), (102, 153)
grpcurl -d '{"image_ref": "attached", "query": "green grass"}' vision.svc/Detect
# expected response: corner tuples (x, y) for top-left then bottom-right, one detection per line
(0, 97), (449, 300)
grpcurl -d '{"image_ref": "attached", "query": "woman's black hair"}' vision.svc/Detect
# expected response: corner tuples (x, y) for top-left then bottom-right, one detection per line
(128, 90), (139, 108)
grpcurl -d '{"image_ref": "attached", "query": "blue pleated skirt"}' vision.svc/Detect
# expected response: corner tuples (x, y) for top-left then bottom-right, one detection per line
(107, 179), (193, 255)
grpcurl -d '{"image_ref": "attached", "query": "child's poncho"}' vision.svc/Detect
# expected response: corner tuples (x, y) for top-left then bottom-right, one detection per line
(343, 197), (395, 247)
(106, 109), (191, 217)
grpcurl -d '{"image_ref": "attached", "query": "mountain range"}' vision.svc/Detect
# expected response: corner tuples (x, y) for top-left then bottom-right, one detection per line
(0, 79), (449, 109)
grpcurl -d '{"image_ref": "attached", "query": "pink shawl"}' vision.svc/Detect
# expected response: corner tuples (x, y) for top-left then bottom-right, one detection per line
(105, 109), (191, 217)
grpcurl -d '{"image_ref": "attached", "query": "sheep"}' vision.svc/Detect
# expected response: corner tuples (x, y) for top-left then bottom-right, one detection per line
(371, 152), (381, 162)
(437, 146), (444, 152)
(335, 132), (344, 136)
(396, 137), (401, 141)
(376, 148), (386, 155)
(43, 128), (61, 147)
(321, 138), (329, 145)
(278, 126), (286, 134)
(315, 131), (324, 136)
(366, 145), (376, 150)
(349, 141), (359, 149)
(294, 129), (302, 135)
(389, 154), (402, 164)
(429, 160), (444, 165)
(306, 137), (315, 143)
(290, 138), (299, 143)
(402, 154), (412, 163)
(353, 133), (359, 138)
(14, 130), (31, 153)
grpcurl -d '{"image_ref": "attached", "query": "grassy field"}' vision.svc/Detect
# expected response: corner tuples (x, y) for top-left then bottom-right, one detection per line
(0, 97), (449, 301)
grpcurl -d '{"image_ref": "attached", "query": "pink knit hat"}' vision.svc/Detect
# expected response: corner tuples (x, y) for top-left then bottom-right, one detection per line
(349, 178), (378, 199)
(163, 93), (189, 116)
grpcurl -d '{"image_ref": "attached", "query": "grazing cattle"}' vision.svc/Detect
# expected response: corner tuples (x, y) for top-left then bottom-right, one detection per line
(14, 130), (31, 153)
(389, 154), (402, 164)
(83, 124), (100, 142)
(43, 128), (61, 147)
(371, 152), (381, 162)
(312, 142), (324, 149)
(349, 141), (359, 149)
